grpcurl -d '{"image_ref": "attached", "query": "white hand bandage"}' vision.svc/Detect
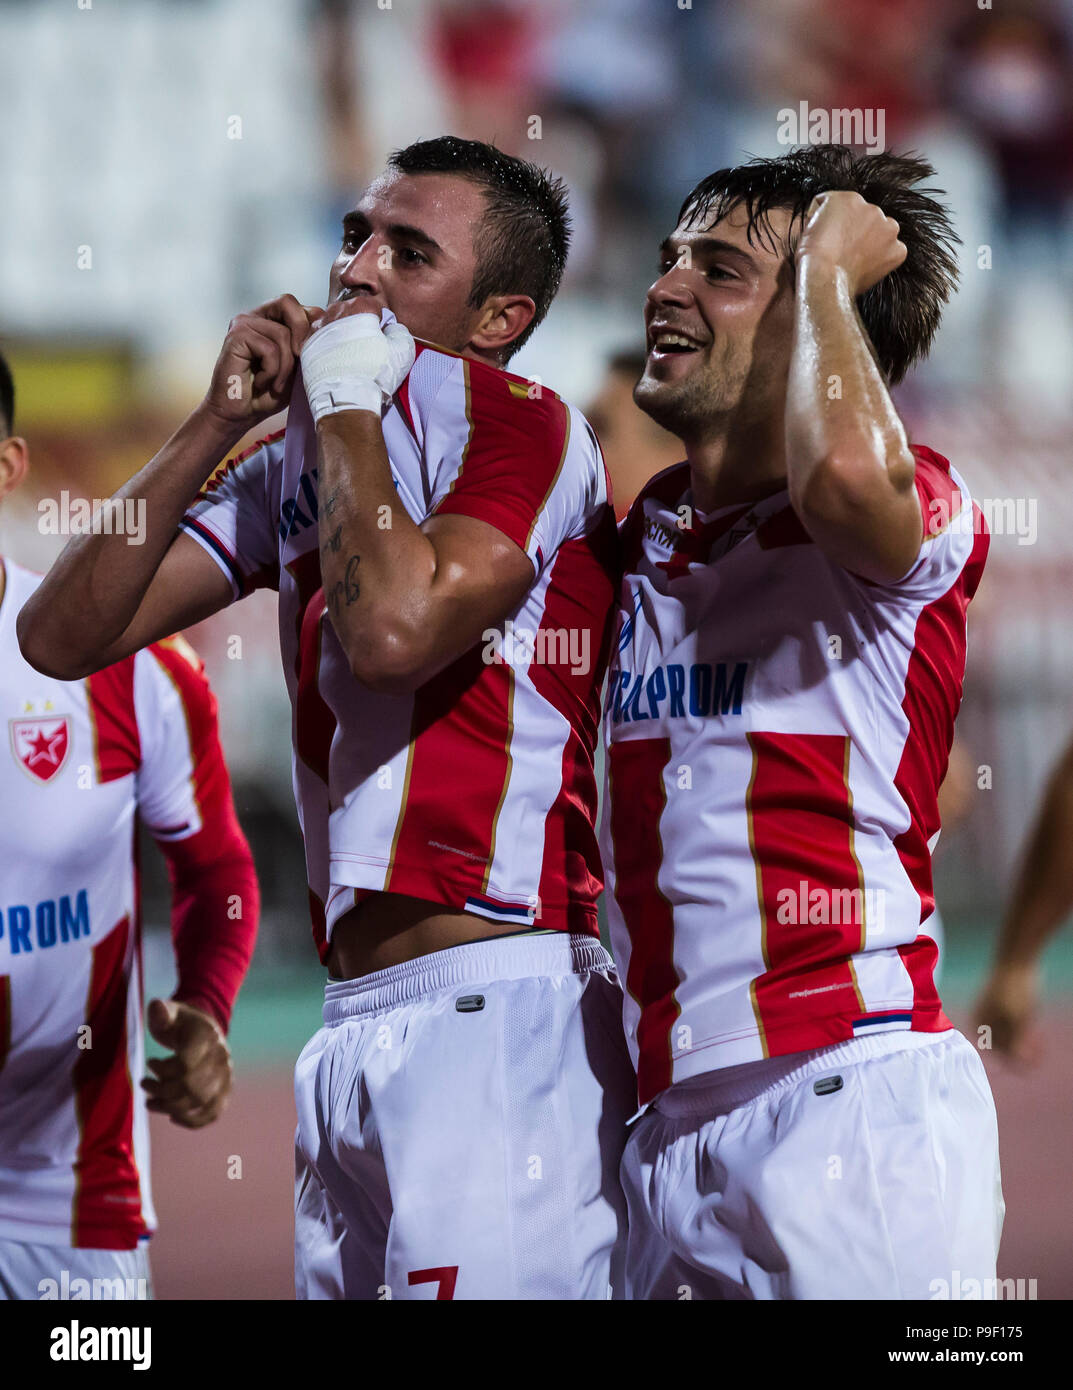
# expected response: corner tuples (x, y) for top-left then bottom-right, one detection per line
(299, 311), (416, 422)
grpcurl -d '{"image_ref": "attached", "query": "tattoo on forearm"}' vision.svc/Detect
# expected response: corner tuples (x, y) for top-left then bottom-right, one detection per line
(325, 554), (361, 616)
(321, 524), (343, 555)
(322, 489), (339, 517)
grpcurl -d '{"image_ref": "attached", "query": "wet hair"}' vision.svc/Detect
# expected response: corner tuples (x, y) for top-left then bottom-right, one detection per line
(678, 145), (960, 384)
(387, 136), (571, 360)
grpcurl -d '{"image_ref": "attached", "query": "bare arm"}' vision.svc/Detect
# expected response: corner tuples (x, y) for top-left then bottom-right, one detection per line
(18, 294), (320, 678)
(19, 410), (245, 678)
(786, 191), (922, 584)
(973, 736), (1073, 1060)
(316, 408), (532, 694)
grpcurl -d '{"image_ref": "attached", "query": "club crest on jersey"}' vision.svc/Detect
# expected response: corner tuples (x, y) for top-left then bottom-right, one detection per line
(9, 716), (70, 783)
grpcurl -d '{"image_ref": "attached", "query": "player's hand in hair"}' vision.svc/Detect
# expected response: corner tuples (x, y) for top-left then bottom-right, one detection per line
(794, 190), (908, 297)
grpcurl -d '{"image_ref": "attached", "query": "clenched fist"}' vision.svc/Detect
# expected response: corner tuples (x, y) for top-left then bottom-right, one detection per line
(203, 293), (325, 431)
(142, 997), (234, 1128)
(973, 963), (1042, 1066)
(795, 190), (907, 297)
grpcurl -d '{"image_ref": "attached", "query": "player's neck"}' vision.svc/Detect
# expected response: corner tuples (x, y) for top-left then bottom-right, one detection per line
(685, 429), (786, 514)
(460, 343), (509, 371)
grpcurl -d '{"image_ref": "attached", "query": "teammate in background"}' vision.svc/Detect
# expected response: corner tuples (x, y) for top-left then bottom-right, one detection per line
(974, 730), (1073, 1062)
(0, 351), (259, 1299)
(586, 350), (682, 519)
(602, 146), (1003, 1299)
(20, 138), (634, 1300)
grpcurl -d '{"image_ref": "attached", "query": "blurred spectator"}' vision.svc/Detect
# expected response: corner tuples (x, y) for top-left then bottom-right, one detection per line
(585, 350), (682, 518)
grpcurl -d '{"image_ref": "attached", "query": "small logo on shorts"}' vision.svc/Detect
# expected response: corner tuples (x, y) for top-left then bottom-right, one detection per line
(814, 1075), (843, 1096)
(456, 994), (485, 1013)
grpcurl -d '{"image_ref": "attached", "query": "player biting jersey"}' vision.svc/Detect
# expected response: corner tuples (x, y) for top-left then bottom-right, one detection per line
(0, 352), (259, 1299)
(602, 147), (1004, 1299)
(20, 138), (634, 1300)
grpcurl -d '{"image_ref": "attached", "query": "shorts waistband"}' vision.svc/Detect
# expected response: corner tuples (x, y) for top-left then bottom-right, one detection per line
(322, 931), (613, 1023)
(653, 1027), (956, 1119)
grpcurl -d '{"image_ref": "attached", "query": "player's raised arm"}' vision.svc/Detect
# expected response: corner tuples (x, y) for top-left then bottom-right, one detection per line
(785, 191), (924, 584)
(302, 312), (534, 695)
(17, 294), (321, 680)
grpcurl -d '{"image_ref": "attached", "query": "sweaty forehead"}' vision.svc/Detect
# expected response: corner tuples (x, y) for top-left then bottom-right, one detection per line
(357, 171), (487, 237)
(672, 202), (798, 266)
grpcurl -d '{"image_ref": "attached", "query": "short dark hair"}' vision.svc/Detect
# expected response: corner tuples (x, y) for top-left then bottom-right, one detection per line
(0, 349), (13, 436)
(678, 145), (960, 384)
(387, 136), (571, 360)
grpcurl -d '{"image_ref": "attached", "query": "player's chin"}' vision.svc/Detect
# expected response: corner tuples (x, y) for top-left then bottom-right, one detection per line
(635, 363), (690, 416)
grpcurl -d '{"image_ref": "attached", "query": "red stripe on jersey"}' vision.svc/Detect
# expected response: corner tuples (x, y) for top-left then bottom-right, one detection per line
(286, 550), (336, 789)
(286, 550), (338, 958)
(197, 428), (287, 501)
(0, 976), (10, 1076)
(432, 358), (571, 556)
(747, 732), (866, 1058)
(529, 517), (618, 933)
(148, 639), (259, 1031)
(892, 502), (989, 936)
(148, 638), (222, 820)
(385, 644), (515, 906)
(86, 659), (140, 783)
(72, 915), (143, 1249)
(910, 444), (962, 534)
(608, 737), (679, 1105)
(395, 375), (416, 438)
(897, 934), (949, 1031)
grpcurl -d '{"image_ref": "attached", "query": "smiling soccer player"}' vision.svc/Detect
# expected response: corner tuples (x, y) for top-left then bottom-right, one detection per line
(602, 146), (1004, 1300)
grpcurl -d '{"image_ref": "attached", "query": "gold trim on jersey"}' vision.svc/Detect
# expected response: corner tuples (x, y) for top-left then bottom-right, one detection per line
(481, 666), (516, 895)
(745, 735), (770, 1058)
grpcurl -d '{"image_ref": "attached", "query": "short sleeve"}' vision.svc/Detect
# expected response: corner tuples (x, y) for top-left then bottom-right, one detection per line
(178, 431), (284, 599)
(416, 353), (607, 575)
(872, 446), (987, 601)
(133, 638), (232, 842)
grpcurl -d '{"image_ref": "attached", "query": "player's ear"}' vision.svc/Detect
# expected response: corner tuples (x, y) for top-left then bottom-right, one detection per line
(468, 295), (536, 359)
(0, 435), (30, 500)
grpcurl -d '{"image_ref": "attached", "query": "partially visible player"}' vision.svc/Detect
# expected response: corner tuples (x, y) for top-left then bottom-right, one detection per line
(586, 350), (682, 519)
(602, 146), (1004, 1299)
(19, 138), (634, 1300)
(974, 729), (1073, 1062)
(0, 351), (259, 1299)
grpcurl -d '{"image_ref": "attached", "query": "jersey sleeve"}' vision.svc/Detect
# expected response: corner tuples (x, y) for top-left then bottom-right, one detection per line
(870, 446), (988, 601)
(178, 430), (284, 599)
(133, 638), (259, 1031)
(413, 352), (608, 575)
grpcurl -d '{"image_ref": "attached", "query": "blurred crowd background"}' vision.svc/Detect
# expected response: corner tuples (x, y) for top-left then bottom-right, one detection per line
(2, 0), (1072, 1296)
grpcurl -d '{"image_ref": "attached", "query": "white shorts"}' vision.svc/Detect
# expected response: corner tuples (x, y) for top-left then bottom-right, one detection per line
(0, 1237), (152, 1301)
(622, 1028), (1005, 1300)
(294, 931), (634, 1300)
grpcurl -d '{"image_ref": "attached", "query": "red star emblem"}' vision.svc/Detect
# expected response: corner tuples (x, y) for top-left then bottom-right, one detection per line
(10, 716), (70, 783)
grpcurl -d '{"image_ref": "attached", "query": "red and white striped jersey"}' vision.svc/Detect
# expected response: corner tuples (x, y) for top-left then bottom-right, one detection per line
(180, 343), (617, 959)
(0, 559), (253, 1249)
(600, 446), (988, 1105)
